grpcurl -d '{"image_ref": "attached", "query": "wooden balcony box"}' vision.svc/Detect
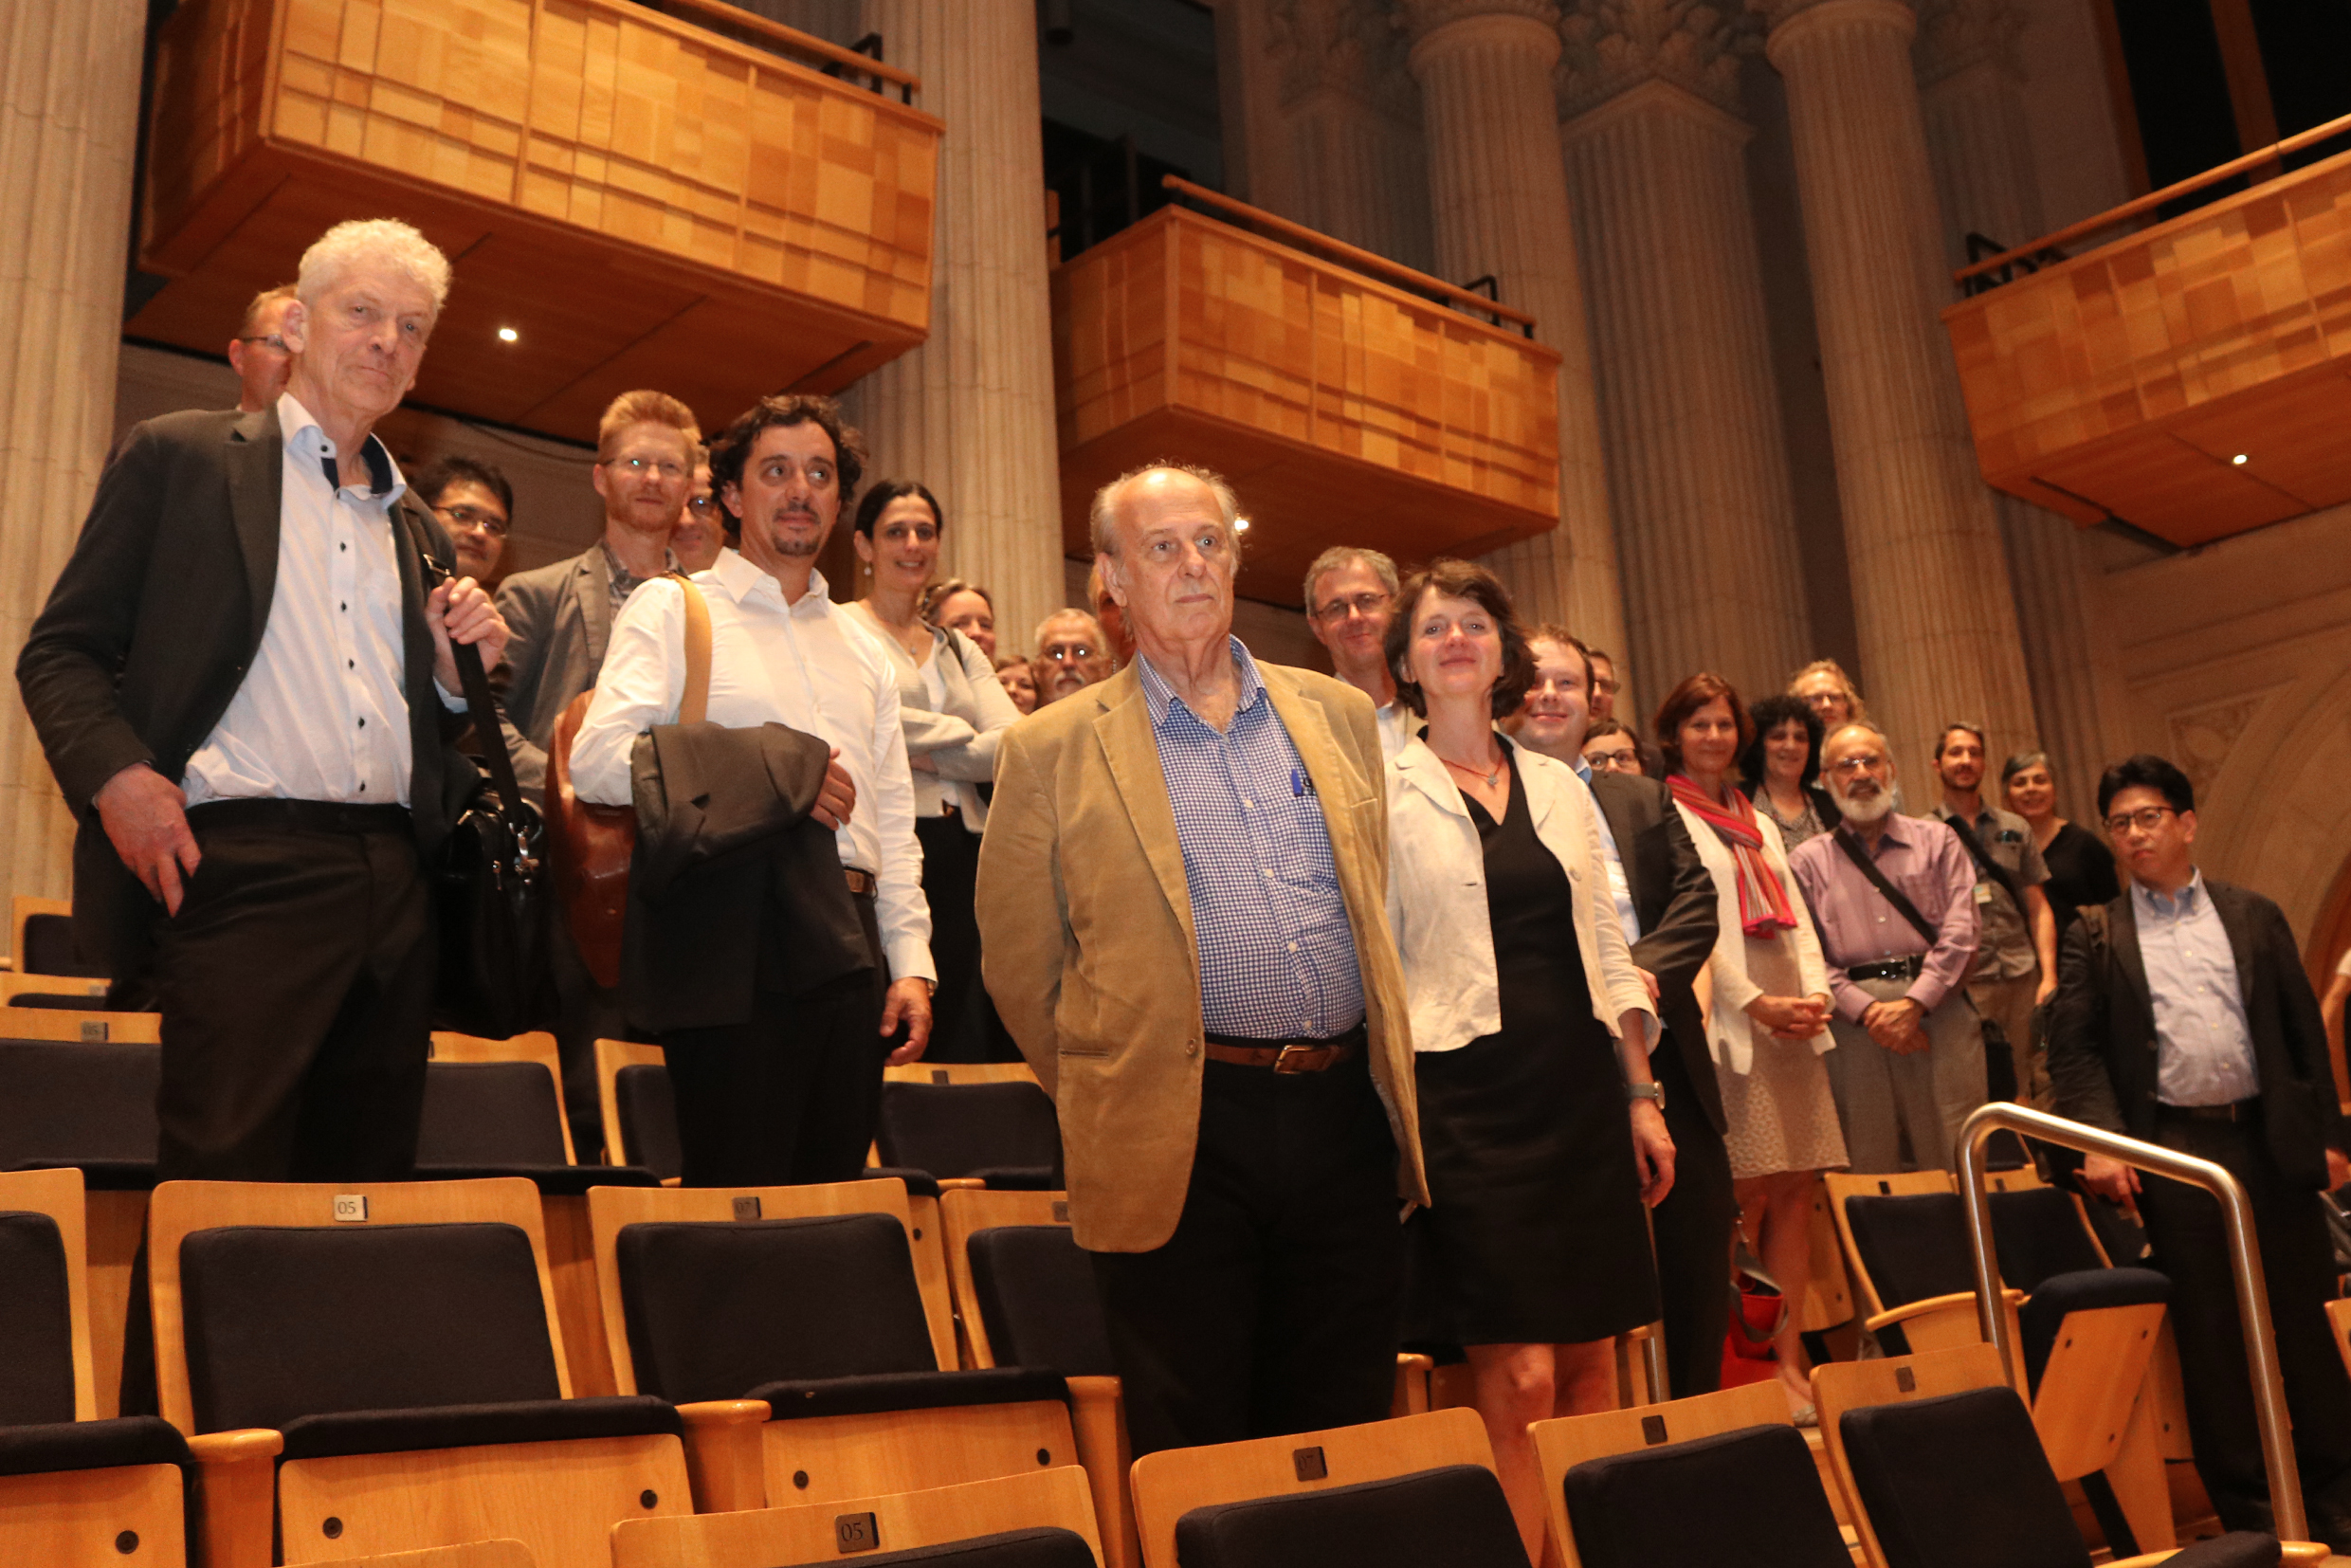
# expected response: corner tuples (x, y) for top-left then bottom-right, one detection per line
(1052, 203), (1562, 603)
(1943, 144), (2351, 548)
(133, 0), (942, 442)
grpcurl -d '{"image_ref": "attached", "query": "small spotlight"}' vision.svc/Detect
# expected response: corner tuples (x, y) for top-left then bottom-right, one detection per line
(497, 326), (519, 343)
(2230, 452), (2248, 465)
(1234, 516), (1251, 533)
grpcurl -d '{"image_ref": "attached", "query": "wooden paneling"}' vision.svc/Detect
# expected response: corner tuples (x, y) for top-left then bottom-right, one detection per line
(1053, 206), (1561, 604)
(1944, 147), (2351, 547)
(136, 0), (939, 444)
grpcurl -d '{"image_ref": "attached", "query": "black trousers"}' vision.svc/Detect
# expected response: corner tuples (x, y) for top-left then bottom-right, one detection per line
(1647, 1040), (1736, 1397)
(150, 804), (435, 1181)
(915, 811), (1015, 1064)
(2139, 1112), (2351, 1543)
(548, 907), (629, 1160)
(659, 893), (887, 1188)
(1089, 1052), (1407, 1458)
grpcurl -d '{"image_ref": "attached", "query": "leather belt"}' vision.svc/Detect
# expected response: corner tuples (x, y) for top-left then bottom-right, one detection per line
(1848, 955), (1926, 983)
(1204, 1026), (1366, 1074)
(2158, 1100), (2259, 1123)
(844, 868), (877, 896)
(186, 799), (412, 835)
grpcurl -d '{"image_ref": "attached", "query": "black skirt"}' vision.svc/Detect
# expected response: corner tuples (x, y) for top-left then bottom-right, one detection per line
(1407, 751), (1661, 1347)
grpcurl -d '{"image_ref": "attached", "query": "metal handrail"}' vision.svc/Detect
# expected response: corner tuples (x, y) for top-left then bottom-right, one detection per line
(1955, 1102), (2305, 1543)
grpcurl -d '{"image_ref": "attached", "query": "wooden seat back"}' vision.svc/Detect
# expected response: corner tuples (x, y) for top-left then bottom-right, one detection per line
(611, 1468), (1100, 1568)
(593, 1039), (669, 1173)
(1530, 1381), (1788, 1568)
(1813, 1343), (2007, 1568)
(884, 1062), (1043, 1086)
(940, 1188), (1070, 1370)
(429, 1032), (575, 1165)
(0, 1005), (161, 1044)
(1128, 1407), (1493, 1568)
(0, 1165), (97, 1418)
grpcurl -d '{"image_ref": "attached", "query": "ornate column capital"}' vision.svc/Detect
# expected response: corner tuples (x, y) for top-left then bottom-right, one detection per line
(1268, 0), (1418, 114)
(1395, 0), (1562, 52)
(1747, 0), (1913, 42)
(1557, 0), (1748, 120)
(1910, 0), (2021, 85)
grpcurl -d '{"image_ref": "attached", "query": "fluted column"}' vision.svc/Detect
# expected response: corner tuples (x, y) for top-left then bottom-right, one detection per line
(1, 0), (145, 921)
(1558, 7), (1812, 719)
(1402, 0), (1629, 660)
(1916, 0), (2122, 815)
(1759, 0), (2034, 775)
(1267, 0), (1437, 271)
(845, 0), (1065, 641)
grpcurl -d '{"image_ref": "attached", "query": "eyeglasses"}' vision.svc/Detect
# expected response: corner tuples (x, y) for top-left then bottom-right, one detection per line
(1038, 643), (1097, 663)
(2102, 806), (2176, 835)
(683, 495), (720, 519)
(1826, 754), (1886, 775)
(1585, 746), (1639, 771)
(1591, 673), (1621, 697)
(434, 503), (510, 538)
(1312, 591), (1392, 624)
(614, 456), (686, 481)
(235, 334), (289, 353)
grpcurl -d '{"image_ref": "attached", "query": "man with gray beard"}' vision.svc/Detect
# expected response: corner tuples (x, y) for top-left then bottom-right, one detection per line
(1786, 721), (1983, 1172)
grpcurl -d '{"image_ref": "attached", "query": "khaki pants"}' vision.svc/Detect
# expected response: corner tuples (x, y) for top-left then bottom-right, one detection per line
(1825, 975), (1986, 1174)
(1968, 973), (2049, 1110)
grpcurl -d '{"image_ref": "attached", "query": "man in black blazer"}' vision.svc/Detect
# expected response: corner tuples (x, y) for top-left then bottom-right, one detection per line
(16, 218), (507, 1183)
(1515, 629), (1728, 1397)
(2049, 754), (2351, 1548)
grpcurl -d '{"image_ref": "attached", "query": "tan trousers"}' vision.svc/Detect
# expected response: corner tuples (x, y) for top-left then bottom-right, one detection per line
(1824, 976), (1986, 1174)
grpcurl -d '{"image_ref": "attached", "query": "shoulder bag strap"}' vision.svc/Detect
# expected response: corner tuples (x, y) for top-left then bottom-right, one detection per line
(1944, 810), (2027, 912)
(1831, 825), (1941, 946)
(672, 572), (712, 726)
(411, 522), (527, 827)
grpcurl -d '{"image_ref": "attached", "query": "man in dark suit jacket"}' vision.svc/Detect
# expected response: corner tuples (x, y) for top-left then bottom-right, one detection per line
(15, 218), (506, 1182)
(2050, 754), (2351, 1549)
(1512, 627), (1728, 1397)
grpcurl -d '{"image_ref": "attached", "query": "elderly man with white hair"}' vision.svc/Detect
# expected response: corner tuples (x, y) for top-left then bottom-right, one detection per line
(18, 217), (508, 1183)
(1785, 721), (1983, 1173)
(975, 462), (1425, 1458)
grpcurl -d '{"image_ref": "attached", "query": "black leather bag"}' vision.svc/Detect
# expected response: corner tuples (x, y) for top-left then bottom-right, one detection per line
(422, 554), (546, 1038)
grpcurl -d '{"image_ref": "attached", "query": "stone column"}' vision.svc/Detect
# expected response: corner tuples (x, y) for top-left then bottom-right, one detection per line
(1558, 3), (1813, 718)
(1401, 0), (1629, 661)
(1, 0), (146, 921)
(1917, 0), (2123, 816)
(845, 0), (1066, 644)
(1266, 0), (1437, 272)
(1758, 0), (2036, 775)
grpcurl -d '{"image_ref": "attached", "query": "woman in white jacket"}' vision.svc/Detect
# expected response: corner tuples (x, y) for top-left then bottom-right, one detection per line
(1383, 560), (1668, 1561)
(1655, 671), (1842, 1422)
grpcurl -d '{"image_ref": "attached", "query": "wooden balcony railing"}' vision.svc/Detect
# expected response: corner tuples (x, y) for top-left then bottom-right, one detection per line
(133, 0), (942, 443)
(1051, 191), (1562, 603)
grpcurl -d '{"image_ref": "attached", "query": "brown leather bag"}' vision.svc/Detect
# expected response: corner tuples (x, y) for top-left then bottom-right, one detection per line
(547, 576), (712, 989)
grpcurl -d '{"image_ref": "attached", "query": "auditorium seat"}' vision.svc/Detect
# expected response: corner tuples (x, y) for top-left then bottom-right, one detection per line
(0, 1164), (191, 1567)
(311, 1544), (537, 1568)
(1128, 1406), (1516, 1568)
(1529, 1381), (1845, 1568)
(942, 1187), (1135, 1568)
(884, 1061), (1045, 1088)
(586, 1177), (1088, 1519)
(9, 894), (105, 979)
(145, 1176), (689, 1568)
(611, 1468), (1103, 1568)
(2326, 1298), (2351, 1382)
(1824, 1172), (2178, 1552)
(876, 1079), (1062, 1190)
(1816, 1343), (2303, 1568)
(0, 1003), (160, 1043)
(595, 1038), (682, 1182)
(1, 972), (115, 1009)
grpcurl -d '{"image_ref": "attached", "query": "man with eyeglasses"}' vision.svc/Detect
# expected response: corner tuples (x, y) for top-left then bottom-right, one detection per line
(1786, 721), (1982, 1172)
(413, 455), (514, 590)
(228, 283), (298, 413)
(1030, 609), (1114, 707)
(1302, 546), (1409, 757)
(2048, 754), (2351, 1551)
(668, 455), (724, 574)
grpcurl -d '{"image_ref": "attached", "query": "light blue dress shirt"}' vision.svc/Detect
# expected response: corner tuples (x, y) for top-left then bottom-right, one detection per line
(2135, 870), (2260, 1106)
(1573, 756), (1643, 949)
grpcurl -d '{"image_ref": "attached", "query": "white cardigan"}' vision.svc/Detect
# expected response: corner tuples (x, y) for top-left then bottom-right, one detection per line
(1674, 798), (1833, 1074)
(1385, 737), (1655, 1055)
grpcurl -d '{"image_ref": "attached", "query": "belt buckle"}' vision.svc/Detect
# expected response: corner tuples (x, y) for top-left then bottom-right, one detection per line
(1272, 1043), (1315, 1074)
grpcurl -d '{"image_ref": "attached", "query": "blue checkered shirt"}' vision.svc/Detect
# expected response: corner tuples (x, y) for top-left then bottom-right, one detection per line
(1139, 639), (1365, 1041)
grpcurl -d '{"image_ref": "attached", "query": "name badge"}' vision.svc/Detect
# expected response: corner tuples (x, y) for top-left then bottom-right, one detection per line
(1975, 883), (1996, 905)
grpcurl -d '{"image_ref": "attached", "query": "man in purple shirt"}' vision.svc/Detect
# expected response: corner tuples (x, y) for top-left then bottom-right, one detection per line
(1788, 722), (1982, 1172)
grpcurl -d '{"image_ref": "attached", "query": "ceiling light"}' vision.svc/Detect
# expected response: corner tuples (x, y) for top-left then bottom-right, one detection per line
(2231, 452), (2248, 465)
(1234, 516), (1251, 533)
(497, 326), (519, 343)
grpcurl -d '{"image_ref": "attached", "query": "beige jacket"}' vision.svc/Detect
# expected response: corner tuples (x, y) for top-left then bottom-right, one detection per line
(975, 658), (1428, 1252)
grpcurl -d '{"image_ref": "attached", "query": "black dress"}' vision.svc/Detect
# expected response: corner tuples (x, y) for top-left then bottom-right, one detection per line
(1407, 757), (1662, 1347)
(2040, 820), (2122, 929)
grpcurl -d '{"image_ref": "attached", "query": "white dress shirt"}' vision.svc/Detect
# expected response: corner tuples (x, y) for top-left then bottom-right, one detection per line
(570, 554), (935, 984)
(2136, 871), (2260, 1106)
(1384, 736), (1654, 1056)
(183, 393), (447, 808)
(1571, 754), (1643, 951)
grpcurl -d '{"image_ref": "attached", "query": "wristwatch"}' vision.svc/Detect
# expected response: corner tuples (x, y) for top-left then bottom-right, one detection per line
(1626, 1082), (1666, 1111)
